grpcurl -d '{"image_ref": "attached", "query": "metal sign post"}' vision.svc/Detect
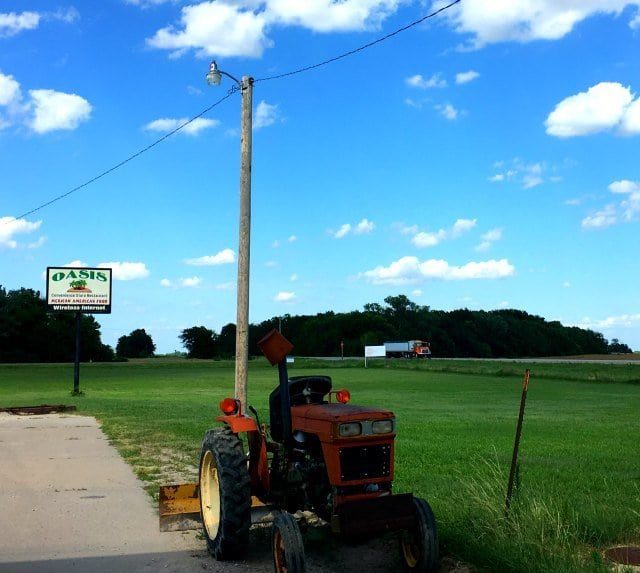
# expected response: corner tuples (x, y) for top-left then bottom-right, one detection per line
(45, 266), (112, 394)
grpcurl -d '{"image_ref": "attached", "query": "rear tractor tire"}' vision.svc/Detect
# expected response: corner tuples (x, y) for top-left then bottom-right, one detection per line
(399, 497), (439, 573)
(272, 511), (306, 573)
(199, 426), (251, 560)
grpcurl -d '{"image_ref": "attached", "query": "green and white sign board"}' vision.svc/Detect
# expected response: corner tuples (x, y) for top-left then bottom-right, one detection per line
(46, 267), (112, 314)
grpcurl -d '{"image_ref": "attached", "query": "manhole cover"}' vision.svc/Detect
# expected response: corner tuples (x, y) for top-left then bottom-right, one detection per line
(604, 546), (640, 567)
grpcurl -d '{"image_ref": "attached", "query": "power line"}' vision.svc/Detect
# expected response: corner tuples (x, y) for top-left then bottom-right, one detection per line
(7, 0), (460, 222)
(9, 87), (239, 222)
(255, 0), (460, 83)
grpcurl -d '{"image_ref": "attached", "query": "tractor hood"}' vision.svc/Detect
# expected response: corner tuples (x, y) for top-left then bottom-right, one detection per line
(291, 403), (394, 423)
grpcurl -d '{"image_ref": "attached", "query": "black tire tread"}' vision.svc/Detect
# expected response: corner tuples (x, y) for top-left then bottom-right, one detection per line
(400, 497), (439, 573)
(272, 511), (306, 573)
(199, 426), (251, 560)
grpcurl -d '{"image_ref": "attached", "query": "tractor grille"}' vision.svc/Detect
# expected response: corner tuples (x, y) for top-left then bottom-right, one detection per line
(339, 444), (391, 482)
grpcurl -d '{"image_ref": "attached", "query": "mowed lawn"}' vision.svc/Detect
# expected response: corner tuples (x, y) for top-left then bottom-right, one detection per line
(1, 359), (638, 572)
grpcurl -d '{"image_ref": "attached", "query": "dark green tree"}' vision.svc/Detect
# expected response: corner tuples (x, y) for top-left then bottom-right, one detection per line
(116, 328), (156, 358)
(179, 326), (217, 358)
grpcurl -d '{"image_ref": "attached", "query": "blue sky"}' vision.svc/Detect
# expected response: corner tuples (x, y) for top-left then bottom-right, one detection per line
(1, 1), (639, 353)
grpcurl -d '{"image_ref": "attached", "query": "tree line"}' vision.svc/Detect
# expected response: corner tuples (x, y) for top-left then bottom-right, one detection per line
(179, 295), (632, 359)
(0, 288), (632, 363)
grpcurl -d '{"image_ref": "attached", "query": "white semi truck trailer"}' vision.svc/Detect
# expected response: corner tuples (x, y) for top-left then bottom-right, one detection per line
(384, 340), (432, 359)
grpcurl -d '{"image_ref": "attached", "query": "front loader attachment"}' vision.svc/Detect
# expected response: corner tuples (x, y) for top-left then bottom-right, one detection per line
(159, 483), (200, 532)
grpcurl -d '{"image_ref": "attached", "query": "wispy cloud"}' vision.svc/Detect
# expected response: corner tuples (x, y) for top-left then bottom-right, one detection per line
(185, 248), (235, 266)
(274, 291), (296, 302)
(0, 216), (42, 248)
(144, 117), (219, 135)
(406, 73), (446, 89)
(410, 218), (476, 248)
(98, 261), (149, 281)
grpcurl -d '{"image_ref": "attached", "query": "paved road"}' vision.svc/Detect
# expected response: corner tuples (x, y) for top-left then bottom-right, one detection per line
(310, 356), (640, 365)
(0, 412), (413, 573)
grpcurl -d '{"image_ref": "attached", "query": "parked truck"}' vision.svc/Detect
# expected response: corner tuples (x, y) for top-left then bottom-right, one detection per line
(384, 340), (432, 359)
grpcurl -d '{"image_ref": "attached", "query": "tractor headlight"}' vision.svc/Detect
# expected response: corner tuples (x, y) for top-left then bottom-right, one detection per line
(339, 422), (362, 437)
(372, 419), (394, 434)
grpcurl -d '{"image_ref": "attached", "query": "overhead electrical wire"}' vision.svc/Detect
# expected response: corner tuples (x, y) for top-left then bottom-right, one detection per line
(255, 0), (461, 83)
(7, 0), (461, 222)
(10, 88), (238, 221)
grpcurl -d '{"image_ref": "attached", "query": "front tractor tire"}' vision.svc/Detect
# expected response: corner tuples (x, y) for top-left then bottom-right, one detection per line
(400, 497), (439, 573)
(199, 426), (251, 560)
(272, 511), (306, 573)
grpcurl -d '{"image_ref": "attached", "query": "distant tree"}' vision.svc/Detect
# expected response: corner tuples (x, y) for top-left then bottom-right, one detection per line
(179, 326), (217, 359)
(608, 338), (633, 354)
(0, 286), (114, 363)
(116, 328), (156, 358)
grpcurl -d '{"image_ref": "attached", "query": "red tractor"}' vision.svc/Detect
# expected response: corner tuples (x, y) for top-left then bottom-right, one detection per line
(168, 329), (438, 572)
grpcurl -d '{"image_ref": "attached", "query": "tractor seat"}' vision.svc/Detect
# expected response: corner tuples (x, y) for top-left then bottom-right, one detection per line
(269, 376), (332, 442)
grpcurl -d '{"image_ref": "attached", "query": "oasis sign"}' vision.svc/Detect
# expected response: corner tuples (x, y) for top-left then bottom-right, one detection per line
(46, 267), (112, 314)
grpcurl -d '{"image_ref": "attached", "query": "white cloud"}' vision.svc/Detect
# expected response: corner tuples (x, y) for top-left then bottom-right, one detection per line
(546, 82), (640, 137)
(216, 281), (234, 291)
(361, 256), (515, 285)
(28, 89), (92, 133)
(0, 216), (42, 248)
(632, 11), (640, 28)
(288, 234), (297, 243)
(497, 300), (509, 309)
(146, 0), (403, 58)
(621, 191), (640, 221)
(160, 278), (173, 287)
(147, 2), (271, 58)
(185, 248), (235, 266)
(274, 290), (296, 302)
(333, 223), (352, 239)
(563, 281), (571, 288)
(98, 262), (150, 280)
(436, 103), (458, 120)
(438, 0), (640, 48)
(144, 117), (219, 135)
(0, 72), (21, 106)
(412, 289), (422, 297)
(475, 227), (503, 251)
(455, 70), (479, 84)
(609, 179), (640, 194)
(63, 260), (88, 267)
(406, 73), (446, 89)
(354, 218), (375, 234)
(254, 101), (279, 129)
(0, 11), (40, 37)
(578, 313), (640, 329)
(181, 276), (202, 287)
(581, 205), (617, 229)
(264, 260), (278, 268)
(290, 273), (298, 282)
(490, 158), (552, 189)
(27, 236), (46, 249)
(411, 218), (476, 248)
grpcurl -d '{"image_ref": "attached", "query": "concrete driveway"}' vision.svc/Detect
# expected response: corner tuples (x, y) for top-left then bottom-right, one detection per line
(0, 412), (417, 573)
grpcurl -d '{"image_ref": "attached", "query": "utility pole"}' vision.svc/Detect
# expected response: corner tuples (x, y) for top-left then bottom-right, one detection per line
(234, 76), (253, 411)
(205, 63), (253, 412)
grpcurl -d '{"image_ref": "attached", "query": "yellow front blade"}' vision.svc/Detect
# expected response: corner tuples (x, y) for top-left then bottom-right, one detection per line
(159, 483), (200, 532)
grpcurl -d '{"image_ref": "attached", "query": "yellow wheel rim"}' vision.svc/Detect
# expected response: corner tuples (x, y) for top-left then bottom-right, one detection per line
(200, 450), (221, 539)
(401, 533), (420, 568)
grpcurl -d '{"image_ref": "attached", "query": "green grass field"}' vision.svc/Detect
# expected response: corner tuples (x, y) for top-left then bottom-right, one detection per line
(1, 358), (638, 572)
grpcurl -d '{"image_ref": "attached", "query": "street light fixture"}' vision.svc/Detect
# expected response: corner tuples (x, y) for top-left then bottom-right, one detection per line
(207, 60), (254, 412)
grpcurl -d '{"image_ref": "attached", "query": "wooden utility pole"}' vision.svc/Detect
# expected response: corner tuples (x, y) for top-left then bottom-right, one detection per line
(235, 76), (253, 411)
(505, 369), (531, 514)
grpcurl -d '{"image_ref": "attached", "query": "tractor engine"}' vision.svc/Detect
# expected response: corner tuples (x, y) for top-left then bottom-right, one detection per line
(269, 376), (397, 518)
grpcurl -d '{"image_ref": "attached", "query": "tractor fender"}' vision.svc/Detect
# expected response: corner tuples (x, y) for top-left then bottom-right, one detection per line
(216, 414), (259, 434)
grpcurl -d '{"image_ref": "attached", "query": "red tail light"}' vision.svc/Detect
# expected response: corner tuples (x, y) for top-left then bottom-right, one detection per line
(220, 397), (239, 415)
(336, 389), (351, 404)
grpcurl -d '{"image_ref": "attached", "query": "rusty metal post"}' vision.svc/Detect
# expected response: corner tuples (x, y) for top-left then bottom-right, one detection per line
(505, 369), (531, 514)
(234, 76), (253, 412)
